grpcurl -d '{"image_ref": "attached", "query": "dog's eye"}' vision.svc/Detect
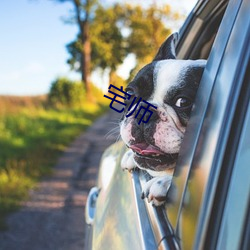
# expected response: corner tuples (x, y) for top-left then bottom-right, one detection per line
(175, 97), (192, 108)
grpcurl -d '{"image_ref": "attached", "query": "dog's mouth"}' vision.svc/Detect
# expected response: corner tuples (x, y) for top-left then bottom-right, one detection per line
(129, 143), (178, 170)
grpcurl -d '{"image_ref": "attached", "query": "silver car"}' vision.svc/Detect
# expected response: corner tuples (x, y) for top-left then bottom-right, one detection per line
(85, 0), (250, 249)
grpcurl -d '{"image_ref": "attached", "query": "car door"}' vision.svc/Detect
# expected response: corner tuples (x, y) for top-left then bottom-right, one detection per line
(166, 0), (250, 249)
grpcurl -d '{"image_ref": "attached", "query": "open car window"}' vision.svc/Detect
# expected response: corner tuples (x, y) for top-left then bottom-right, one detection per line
(166, 0), (233, 230)
(164, 0), (250, 249)
(135, 0), (231, 248)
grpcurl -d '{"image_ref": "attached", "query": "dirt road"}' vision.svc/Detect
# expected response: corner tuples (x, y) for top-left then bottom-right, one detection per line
(0, 110), (121, 250)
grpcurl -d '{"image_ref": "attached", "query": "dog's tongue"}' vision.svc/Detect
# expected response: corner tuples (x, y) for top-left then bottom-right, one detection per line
(130, 143), (164, 155)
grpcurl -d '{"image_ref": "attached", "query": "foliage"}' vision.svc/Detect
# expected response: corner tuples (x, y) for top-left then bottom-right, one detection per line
(0, 96), (107, 230)
(124, 4), (172, 65)
(66, 4), (127, 76)
(66, 38), (82, 72)
(90, 4), (126, 73)
(66, 3), (173, 86)
(48, 77), (86, 108)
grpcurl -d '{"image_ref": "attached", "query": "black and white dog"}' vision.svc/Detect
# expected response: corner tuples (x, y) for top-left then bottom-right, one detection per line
(120, 33), (206, 206)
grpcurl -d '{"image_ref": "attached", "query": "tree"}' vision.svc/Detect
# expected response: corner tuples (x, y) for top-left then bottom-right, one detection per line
(65, 3), (174, 89)
(90, 4), (127, 84)
(53, 0), (98, 98)
(66, 4), (128, 87)
(123, 4), (172, 80)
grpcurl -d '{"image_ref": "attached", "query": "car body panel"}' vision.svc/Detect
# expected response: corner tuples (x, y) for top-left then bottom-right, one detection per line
(92, 142), (158, 250)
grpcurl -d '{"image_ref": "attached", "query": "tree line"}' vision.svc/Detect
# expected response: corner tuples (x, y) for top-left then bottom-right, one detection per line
(52, 0), (176, 99)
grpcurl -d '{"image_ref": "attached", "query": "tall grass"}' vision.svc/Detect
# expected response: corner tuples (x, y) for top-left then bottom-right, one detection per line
(0, 95), (108, 230)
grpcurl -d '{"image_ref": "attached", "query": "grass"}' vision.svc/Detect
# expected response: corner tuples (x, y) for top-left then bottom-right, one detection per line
(0, 95), (108, 230)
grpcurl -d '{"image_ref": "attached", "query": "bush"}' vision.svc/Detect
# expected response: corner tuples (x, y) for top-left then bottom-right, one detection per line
(48, 77), (85, 108)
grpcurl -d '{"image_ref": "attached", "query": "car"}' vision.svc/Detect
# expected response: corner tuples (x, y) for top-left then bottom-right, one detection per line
(85, 0), (250, 249)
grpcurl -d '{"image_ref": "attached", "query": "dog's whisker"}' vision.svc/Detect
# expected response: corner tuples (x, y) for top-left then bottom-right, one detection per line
(107, 121), (120, 126)
(115, 134), (121, 143)
(106, 118), (120, 125)
(105, 132), (119, 140)
(105, 126), (119, 135)
(105, 127), (120, 140)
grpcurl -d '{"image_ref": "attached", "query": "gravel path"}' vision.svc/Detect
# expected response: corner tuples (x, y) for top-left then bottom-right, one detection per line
(0, 110), (121, 250)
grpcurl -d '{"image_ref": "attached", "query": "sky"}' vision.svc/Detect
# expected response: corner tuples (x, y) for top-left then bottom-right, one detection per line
(0, 0), (197, 96)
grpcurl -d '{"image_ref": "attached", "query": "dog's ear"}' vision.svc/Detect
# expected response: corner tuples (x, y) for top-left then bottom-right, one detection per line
(153, 32), (179, 61)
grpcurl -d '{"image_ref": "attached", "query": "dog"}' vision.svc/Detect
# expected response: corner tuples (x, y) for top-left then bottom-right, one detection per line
(120, 33), (206, 206)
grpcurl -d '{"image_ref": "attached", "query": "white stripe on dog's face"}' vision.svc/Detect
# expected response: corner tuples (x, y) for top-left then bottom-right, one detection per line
(151, 59), (206, 105)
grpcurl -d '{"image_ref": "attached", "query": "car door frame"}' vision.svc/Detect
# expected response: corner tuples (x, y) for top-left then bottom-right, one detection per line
(166, 0), (250, 248)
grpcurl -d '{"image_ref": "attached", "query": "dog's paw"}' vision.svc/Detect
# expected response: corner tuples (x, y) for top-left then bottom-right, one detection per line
(141, 175), (172, 206)
(121, 149), (135, 172)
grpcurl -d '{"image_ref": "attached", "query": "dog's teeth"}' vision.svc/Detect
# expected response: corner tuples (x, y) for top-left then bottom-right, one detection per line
(152, 154), (160, 157)
(150, 154), (160, 157)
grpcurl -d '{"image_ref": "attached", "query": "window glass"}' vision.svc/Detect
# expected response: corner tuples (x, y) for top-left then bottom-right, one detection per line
(216, 100), (250, 249)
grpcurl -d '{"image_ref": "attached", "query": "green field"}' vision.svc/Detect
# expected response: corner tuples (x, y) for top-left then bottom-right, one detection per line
(0, 95), (108, 229)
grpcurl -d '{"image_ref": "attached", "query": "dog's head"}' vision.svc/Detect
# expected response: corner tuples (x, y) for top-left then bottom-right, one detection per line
(120, 33), (206, 174)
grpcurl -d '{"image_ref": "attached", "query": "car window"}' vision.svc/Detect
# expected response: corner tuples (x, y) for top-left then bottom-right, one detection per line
(134, 0), (230, 248)
(165, 0), (249, 249)
(166, 0), (231, 231)
(215, 72), (250, 250)
(177, 0), (228, 60)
